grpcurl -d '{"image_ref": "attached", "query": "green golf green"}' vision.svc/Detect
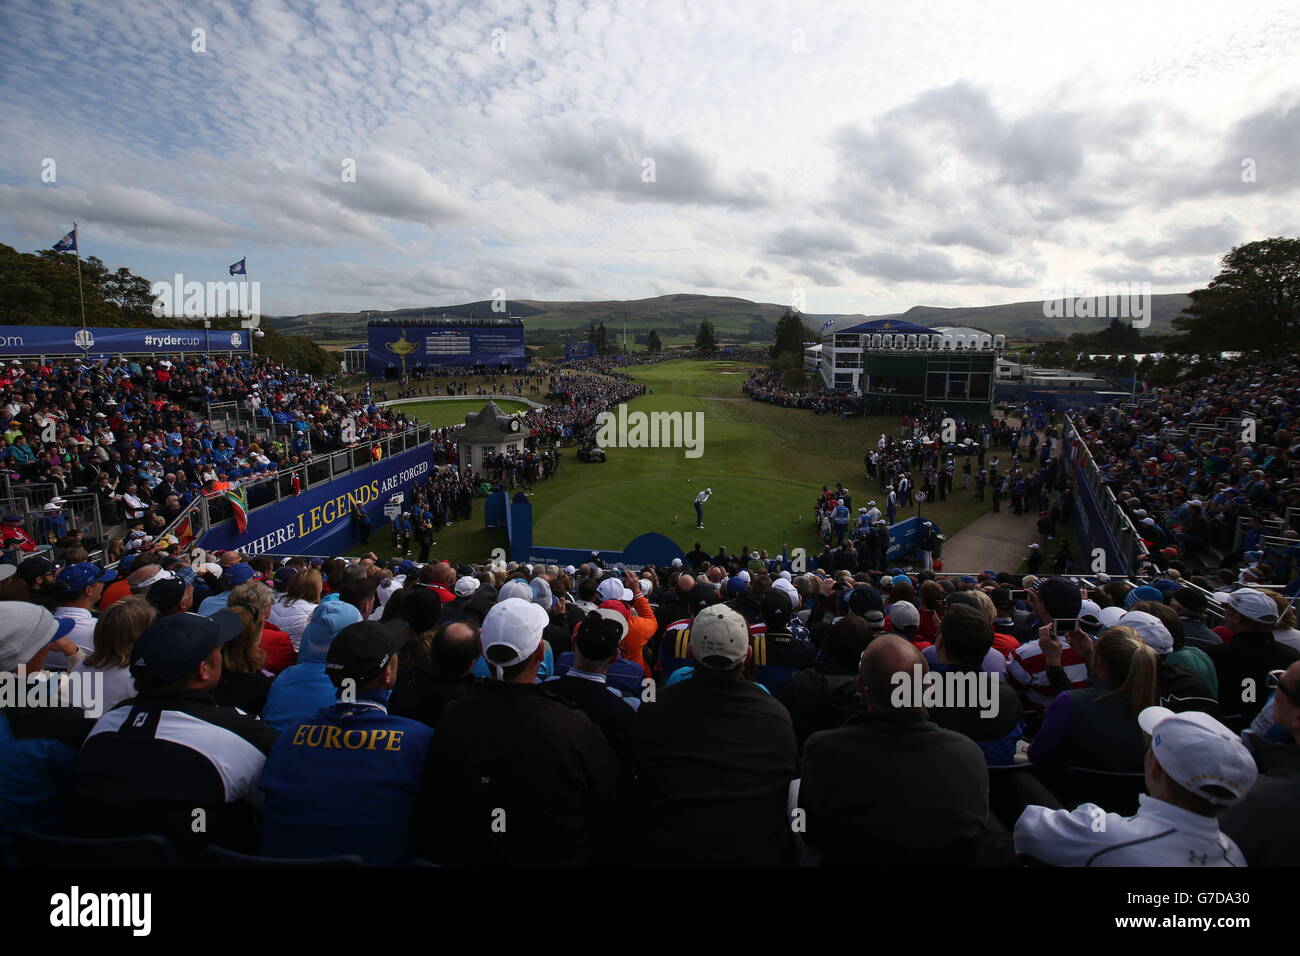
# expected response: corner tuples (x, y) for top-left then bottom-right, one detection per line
(389, 398), (532, 429)
(360, 359), (990, 565)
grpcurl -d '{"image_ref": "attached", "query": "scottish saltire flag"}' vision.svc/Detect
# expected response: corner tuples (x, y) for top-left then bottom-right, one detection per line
(223, 486), (249, 534)
(361, 382), (372, 404)
(820, 318), (835, 332)
(53, 227), (78, 252)
(229, 258), (247, 276)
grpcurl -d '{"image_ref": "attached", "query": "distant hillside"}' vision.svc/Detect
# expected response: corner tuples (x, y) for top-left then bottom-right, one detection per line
(808, 293), (1190, 340)
(266, 294), (847, 346)
(265, 291), (1192, 345)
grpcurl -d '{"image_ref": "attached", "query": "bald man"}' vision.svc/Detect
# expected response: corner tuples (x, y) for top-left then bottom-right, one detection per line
(796, 635), (994, 865)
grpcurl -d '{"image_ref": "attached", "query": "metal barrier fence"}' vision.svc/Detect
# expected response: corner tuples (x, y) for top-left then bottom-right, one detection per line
(1063, 415), (1149, 573)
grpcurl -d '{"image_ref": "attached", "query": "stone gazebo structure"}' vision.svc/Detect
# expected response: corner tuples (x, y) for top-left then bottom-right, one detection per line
(457, 400), (525, 474)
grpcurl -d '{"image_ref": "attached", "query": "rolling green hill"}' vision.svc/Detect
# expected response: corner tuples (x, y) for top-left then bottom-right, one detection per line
(265, 290), (1192, 346)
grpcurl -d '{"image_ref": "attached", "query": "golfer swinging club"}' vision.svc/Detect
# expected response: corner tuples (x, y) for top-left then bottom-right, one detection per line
(694, 487), (713, 529)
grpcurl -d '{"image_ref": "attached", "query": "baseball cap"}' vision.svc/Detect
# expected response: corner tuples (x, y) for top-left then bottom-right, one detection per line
(302, 601), (363, 661)
(222, 563), (256, 585)
(1079, 599), (1103, 629)
(324, 620), (410, 687)
(760, 588), (792, 624)
(1171, 586), (1208, 614)
(16, 556), (57, 584)
(273, 566), (299, 589)
(725, 575), (748, 596)
(689, 604), (750, 670)
(573, 609), (625, 661)
(1213, 588), (1280, 625)
(1036, 577), (1083, 620)
(671, 558), (683, 567)
(772, 576), (800, 609)
(147, 578), (191, 615)
(454, 576), (480, 597)
(55, 562), (116, 595)
(480, 598), (549, 678)
(0, 603), (68, 671)
(888, 600), (920, 632)
(530, 577), (554, 609)
(1118, 610), (1173, 655)
(497, 578), (534, 603)
(130, 610), (244, 683)
(1138, 707), (1258, 805)
(848, 586), (885, 622)
(597, 577), (634, 603)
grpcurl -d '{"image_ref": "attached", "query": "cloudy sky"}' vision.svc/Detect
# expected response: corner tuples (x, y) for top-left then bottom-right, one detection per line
(2, 0), (1298, 318)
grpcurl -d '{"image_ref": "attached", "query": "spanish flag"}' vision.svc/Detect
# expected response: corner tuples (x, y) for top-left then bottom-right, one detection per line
(224, 487), (249, 535)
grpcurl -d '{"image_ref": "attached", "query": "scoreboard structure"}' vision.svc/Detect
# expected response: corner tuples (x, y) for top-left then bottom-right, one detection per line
(564, 341), (597, 360)
(366, 317), (526, 378)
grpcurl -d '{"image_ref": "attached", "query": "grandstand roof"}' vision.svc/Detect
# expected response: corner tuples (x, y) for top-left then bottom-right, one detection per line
(835, 317), (937, 335)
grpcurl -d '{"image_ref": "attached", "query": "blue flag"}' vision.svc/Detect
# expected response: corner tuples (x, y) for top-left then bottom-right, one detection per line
(820, 318), (835, 332)
(361, 382), (372, 405)
(229, 257), (247, 276)
(53, 226), (78, 253)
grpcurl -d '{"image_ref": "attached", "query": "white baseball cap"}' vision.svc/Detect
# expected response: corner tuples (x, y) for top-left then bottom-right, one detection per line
(888, 600), (920, 630)
(497, 578), (534, 603)
(1213, 588), (1280, 625)
(671, 558), (683, 567)
(1097, 605), (1127, 628)
(597, 577), (633, 603)
(638, 578), (653, 595)
(480, 598), (548, 678)
(1117, 610), (1173, 655)
(1138, 707), (1258, 805)
(689, 605), (750, 669)
(1079, 599), (1103, 628)
(454, 576), (480, 597)
(772, 577), (800, 609)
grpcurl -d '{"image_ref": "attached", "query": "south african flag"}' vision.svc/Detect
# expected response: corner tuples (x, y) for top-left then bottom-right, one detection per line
(224, 487), (249, 535)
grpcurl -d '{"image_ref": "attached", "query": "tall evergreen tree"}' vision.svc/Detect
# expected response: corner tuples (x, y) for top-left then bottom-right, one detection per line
(646, 328), (663, 353)
(695, 319), (718, 352)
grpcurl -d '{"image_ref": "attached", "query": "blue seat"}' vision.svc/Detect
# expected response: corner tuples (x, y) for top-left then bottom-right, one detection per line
(12, 829), (177, 867)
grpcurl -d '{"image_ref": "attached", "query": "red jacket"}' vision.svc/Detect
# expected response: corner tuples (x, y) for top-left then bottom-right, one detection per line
(261, 622), (296, 675)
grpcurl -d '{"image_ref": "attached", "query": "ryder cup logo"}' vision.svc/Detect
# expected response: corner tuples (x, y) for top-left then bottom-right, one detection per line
(73, 329), (94, 351)
(230, 332), (242, 348)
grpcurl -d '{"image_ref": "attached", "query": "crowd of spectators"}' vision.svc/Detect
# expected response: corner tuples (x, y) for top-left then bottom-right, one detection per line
(3, 534), (1297, 867)
(1071, 357), (1300, 578)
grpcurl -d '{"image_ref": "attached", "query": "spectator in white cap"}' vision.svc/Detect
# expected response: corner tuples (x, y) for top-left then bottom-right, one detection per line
(426, 597), (621, 865)
(1221, 659), (1300, 864)
(632, 604), (797, 865)
(1015, 707), (1257, 866)
(1209, 588), (1299, 724)
(1123, 602), (1220, 708)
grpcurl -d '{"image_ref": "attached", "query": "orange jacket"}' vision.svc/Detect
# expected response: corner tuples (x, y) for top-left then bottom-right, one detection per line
(622, 593), (658, 677)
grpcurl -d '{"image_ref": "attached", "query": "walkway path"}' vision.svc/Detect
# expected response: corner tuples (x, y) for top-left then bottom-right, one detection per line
(939, 507), (1041, 573)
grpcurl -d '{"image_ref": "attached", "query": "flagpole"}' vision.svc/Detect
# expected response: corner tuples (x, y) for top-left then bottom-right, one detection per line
(73, 223), (87, 335)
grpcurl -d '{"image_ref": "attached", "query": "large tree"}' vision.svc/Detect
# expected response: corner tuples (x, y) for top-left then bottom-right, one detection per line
(1173, 237), (1300, 348)
(770, 308), (813, 364)
(587, 321), (610, 355)
(646, 328), (663, 353)
(695, 319), (718, 352)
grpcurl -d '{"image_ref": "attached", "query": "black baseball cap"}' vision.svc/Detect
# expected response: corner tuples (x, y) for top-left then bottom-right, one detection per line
(847, 586), (885, 621)
(760, 588), (793, 624)
(17, 556), (59, 584)
(1037, 577), (1083, 620)
(574, 610), (624, 661)
(1172, 586), (1208, 614)
(130, 610), (243, 683)
(324, 621), (410, 687)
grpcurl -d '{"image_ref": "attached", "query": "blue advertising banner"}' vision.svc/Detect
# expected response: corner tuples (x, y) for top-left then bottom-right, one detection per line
(199, 443), (434, 556)
(1064, 443), (1129, 574)
(367, 323), (526, 376)
(564, 341), (596, 360)
(0, 325), (250, 356)
(488, 492), (684, 569)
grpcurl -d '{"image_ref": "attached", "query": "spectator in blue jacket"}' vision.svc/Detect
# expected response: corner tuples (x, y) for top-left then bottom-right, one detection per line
(263, 601), (362, 735)
(259, 620), (435, 864)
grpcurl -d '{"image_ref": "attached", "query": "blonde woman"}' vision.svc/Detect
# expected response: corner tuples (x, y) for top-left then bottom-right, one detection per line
(1028, 625), (1158, 773)
(72, 595), (157, 712)
(268, 567), (323, 650)
(217, 584), (275, 716)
